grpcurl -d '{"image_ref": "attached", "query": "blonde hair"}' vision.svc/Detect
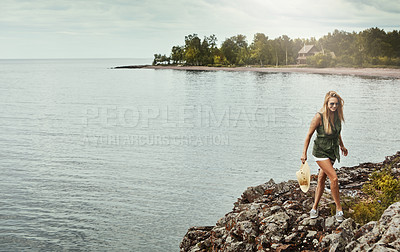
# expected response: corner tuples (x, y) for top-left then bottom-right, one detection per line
(319, 91), (344, 134)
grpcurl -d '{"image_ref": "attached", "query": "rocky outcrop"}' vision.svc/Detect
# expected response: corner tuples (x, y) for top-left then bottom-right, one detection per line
(180, 152), (400, 251)
(346, 202), (400, 251)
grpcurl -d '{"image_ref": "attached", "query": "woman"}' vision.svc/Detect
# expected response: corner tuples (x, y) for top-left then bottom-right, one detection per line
(301, 91), (348, 222)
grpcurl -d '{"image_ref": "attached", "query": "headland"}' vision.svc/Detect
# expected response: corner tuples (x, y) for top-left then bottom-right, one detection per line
(180, 152), (400, 251)
(114, 65), (400, 79)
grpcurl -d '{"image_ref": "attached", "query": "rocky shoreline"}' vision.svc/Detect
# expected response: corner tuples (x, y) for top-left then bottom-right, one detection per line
(180, 152), (400, 251)
(113, 65), (400, 79)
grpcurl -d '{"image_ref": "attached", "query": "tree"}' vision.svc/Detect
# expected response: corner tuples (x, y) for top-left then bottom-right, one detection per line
(152, 54), (161, 65)
(221, 38), (237, 64)
(184, 34), (202, 65)
(158, 27), (400, 68)
(249, 33), (271, 66)
(279, 35), (295, 65)
(171, 46), (184, 64)
(221, 35), (248, 65)
(387, 30), (400, 58)
(200, 35), (217, 65)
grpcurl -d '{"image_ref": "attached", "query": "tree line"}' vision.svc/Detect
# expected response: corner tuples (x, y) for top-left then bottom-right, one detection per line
(153, 27), (400, 68)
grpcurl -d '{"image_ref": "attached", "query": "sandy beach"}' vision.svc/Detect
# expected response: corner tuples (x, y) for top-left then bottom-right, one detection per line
(142, 65), (400, 79)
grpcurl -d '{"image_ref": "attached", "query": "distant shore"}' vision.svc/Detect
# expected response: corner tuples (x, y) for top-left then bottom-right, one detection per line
(114, 65), (400, 79)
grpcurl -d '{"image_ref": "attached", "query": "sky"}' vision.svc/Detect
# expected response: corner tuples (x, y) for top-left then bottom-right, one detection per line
(0, 0), (399, 59)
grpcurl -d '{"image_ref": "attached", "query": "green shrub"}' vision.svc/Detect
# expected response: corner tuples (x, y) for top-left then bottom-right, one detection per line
(350, 159), (400, 225)
(306, 53), (335, 68)
(352, 201), (382, 225)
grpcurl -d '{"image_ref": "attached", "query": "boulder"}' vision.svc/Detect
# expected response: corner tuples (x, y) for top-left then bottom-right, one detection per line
(346, 201), (400, 251)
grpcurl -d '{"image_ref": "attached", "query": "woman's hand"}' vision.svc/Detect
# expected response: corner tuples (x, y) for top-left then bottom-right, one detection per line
(341, 146), (348, 156)
(301, 154), (307, 164)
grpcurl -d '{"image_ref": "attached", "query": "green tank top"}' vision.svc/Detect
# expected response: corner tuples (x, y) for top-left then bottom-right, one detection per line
(312, 112), (341, 162)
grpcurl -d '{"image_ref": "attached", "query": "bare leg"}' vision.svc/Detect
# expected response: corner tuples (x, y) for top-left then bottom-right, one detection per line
(312, 170), (327, 210)
(315, 159), (342, 212)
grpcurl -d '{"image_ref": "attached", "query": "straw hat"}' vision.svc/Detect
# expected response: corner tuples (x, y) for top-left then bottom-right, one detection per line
(296, 161), (311, 193)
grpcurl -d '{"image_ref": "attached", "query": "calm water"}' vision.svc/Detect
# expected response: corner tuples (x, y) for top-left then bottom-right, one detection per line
(0, 59), (399, 251)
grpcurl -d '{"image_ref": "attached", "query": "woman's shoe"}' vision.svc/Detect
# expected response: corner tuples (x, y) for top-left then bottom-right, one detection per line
(310, 209), (319, 219)
(335, 211), (344, 223)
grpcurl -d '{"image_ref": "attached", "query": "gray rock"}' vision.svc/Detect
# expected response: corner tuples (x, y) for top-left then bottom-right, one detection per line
(379, 224), (400, 244)
(322, 231), (353, 251)
(270, 205), (282, 214)
(262, 211), (290, 225)
(270, 243), (280, 250)
(260, 223), (282, 242)
(389, 239), (400, 250)
(369, 243), (398, 252)
(325, 216), (336, 229)
(297, 216), (324, 232)
(345, 241), (370, 252)
(307, 230), (317, 238)
(274, 181), (291, 195)
(232, 221), (258, 242)
(346, 201), (400, 252)
(353, 220), (376, 239)
(259, 212), (290, 243)
(237, 209), (256, 222)
(320, 233), (338, 248)
(226, 241), (245, 252)
(212, 227), (226, 238)
(284, 232), (297, 243)
(338, 218), (357, 233)
(189, 244), (201, 252)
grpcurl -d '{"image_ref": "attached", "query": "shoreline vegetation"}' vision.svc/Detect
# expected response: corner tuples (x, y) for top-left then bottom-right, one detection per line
(113, 65), (400, 79)
(151, 27), (400, 68)
(115, 27), (400, 78)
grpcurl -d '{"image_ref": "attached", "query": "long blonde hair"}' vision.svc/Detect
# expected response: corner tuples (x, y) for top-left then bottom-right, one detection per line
(320, 91), (344, 134)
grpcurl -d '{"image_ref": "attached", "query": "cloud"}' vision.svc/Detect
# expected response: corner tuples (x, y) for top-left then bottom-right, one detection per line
(345, 0), (400, 13)
(0, 0), (399, 58)
(1, 0), (397, 36)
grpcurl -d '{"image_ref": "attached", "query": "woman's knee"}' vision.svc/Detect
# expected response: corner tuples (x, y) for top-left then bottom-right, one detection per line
(330, 175), (338, 185)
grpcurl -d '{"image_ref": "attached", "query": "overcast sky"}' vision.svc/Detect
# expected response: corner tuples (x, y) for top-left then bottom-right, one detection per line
(1, 0), (399, 59)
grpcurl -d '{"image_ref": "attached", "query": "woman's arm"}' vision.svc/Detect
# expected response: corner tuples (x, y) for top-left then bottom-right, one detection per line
(301, 113), (321, 163)
(339, 134), (348, 156)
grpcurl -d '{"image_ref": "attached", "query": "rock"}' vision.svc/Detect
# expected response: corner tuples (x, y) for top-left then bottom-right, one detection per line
(236, 209), (257, 222)
(353, 220), (376, 239)
(307, 230), (317, 238)
(320, 229), (354, 252)
(276, 243), (295, 251)
(345, 201), (400, 251)
(284, 233), (297, 243)
(237, 179), (276, 205)
(337, 218), (358, 233)
(325, 216), (336, 229)
(180, 152), (400, 252)
(297, 216), (325, 232)
(260, 212), (290, 243)
(180, 226), (213, 252)
(369, 244), (398, 252)
(226, 241), (245, 252)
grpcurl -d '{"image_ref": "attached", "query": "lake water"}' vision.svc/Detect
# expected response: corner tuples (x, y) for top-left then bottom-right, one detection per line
(0, 58), (399, 251)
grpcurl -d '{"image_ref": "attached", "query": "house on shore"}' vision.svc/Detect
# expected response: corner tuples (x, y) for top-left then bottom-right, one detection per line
(297, 45), (319, 64)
